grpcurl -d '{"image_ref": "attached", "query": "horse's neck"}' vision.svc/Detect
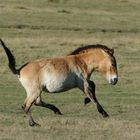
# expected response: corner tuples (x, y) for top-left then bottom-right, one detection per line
(76, 51), (102, 76)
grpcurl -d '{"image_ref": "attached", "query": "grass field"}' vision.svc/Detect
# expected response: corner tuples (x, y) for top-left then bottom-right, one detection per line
(0, 0), (140, 139)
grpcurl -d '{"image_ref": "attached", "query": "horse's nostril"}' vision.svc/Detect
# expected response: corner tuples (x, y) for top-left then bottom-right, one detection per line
(111, 77), (118, 85)
(114, 77), (118, 83)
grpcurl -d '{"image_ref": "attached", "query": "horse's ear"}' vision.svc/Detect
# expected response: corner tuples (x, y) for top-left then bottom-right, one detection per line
(105, 49), (114, 55)
(110, 48), (114, 55)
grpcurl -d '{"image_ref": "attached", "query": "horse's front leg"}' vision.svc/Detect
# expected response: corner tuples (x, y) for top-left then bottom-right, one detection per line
(84, 80), (109, 118)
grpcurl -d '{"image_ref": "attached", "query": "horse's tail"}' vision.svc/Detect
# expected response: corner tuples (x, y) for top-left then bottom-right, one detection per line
(0, 39), (19, 75)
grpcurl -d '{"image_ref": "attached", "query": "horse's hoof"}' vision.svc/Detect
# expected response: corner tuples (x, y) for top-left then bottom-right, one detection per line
(55, 111), (63, 115)
(102, 112), (109, 118)
(29, 121), (41, 127)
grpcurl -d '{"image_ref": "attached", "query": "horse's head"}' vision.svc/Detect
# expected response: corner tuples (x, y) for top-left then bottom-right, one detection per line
(98, 49), (118, 85)
(68, 44), (118, 85)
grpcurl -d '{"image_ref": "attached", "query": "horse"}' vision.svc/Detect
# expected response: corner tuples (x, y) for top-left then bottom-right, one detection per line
(0, 39), (118, 127)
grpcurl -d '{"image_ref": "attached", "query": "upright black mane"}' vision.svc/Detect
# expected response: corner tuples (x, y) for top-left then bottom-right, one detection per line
(68, 44), (113, 56)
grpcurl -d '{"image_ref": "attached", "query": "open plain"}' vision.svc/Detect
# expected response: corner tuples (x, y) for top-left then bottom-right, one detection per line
(0, 0), (140, 140)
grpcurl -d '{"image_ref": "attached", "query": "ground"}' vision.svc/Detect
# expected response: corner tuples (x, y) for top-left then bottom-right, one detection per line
(0, 0), (140, 140)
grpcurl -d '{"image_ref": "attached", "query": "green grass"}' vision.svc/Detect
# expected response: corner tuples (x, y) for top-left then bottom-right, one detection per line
(0, 0), (140, 140)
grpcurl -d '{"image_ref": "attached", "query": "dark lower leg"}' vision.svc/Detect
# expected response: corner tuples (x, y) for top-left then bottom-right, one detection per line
(35, 101), (62, 115)
(28, 112), (40, 127)
(88, 92), (109, 118)
(96, 103), (109, 118)
(85, 80), (109, 118)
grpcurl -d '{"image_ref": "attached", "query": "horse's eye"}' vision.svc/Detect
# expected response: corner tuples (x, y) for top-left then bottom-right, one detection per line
(112, 63), (115, 67)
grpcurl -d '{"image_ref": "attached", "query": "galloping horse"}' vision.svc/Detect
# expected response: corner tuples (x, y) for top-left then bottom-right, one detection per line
(0, 39), (118, 127)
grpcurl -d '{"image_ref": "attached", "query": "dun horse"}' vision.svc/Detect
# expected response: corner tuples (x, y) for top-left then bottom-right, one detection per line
(0, 39), (118, 127)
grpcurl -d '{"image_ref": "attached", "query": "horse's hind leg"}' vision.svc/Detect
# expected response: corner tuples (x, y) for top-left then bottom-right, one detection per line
(84, 80), (109, 118)
(22, 92), (41, 127)
(34, 96), (62, 115)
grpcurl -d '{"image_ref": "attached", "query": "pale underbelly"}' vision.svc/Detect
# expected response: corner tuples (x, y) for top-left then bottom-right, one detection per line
(42, 75), (77, 93)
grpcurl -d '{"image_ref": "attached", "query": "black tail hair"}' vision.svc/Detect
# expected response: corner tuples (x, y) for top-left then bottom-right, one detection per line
(0, 39), (19, 74)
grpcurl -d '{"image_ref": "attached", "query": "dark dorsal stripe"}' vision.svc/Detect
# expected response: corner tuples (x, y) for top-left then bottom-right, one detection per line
(68, 44), (113, 56)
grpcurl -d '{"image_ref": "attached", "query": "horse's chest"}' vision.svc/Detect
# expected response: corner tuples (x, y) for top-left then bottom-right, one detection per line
(43, 73), (76, 93)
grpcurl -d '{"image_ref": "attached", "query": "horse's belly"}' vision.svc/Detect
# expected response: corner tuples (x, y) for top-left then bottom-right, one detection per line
(43, 74), (76, 93)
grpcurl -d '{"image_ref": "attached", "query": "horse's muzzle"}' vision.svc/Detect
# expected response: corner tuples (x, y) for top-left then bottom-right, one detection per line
(110, 77), (118, 85)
